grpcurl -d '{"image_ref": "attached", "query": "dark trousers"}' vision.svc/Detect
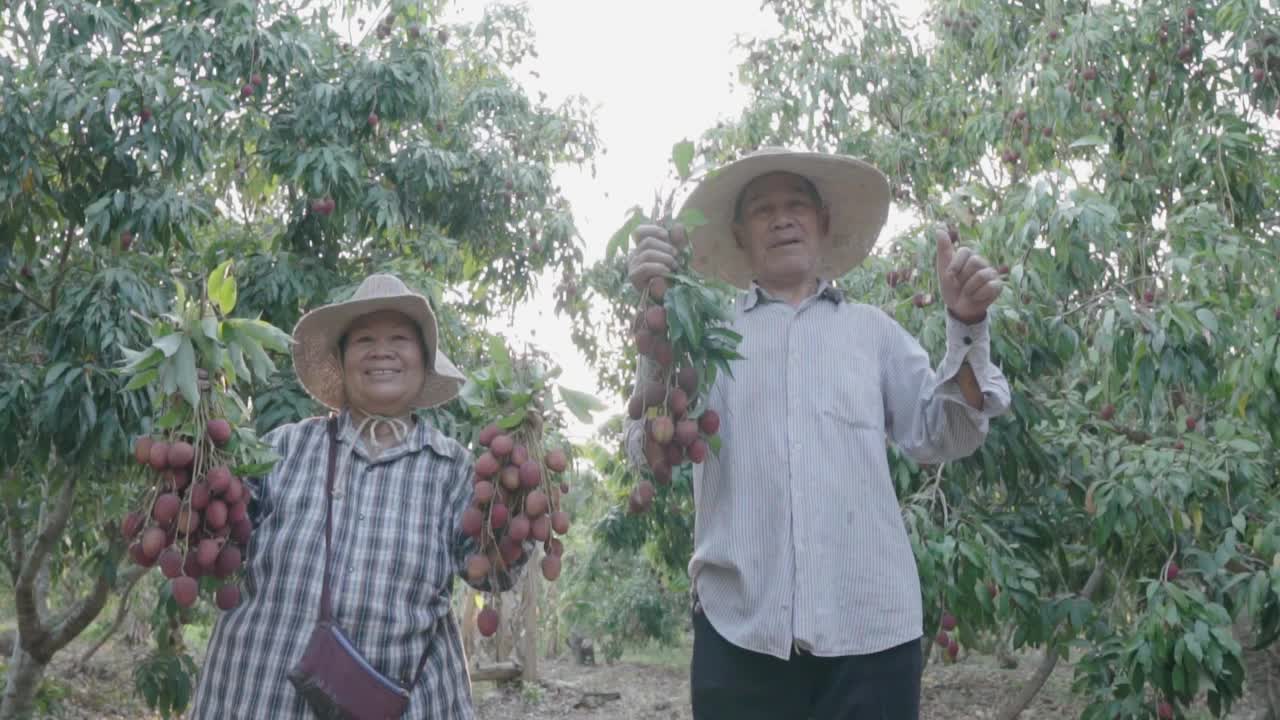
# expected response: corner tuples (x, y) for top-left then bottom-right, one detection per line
(690, 610), (923, 720)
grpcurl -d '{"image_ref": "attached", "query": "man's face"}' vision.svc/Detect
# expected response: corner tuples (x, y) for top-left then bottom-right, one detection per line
(732, 172), (830, 289)
(340, 310), (428, 417)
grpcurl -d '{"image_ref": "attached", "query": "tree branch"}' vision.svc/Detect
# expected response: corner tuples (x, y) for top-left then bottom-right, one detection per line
(996, 561), (1107, 720)
(1, 476), (24, 583)
(47, 563), (148, 659)
(0, 280), (50, 312)
(48, 225), (76, 311)
(78, 566), (145, 667)
(14, 470), (78, 660)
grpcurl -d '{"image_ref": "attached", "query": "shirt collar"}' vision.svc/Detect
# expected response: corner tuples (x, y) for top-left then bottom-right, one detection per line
(336, 409), (455, 460)
(738, 278), (845, 312)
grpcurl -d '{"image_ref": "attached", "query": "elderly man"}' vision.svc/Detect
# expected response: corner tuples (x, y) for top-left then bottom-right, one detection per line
(625, 148), (1012, 719)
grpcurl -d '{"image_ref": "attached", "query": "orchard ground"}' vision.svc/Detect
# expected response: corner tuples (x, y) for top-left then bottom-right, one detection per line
(5, 620), (1275, 720)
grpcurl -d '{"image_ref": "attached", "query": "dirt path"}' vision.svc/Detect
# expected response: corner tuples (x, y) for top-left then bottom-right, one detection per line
(20, 637), (1270, 719)
(472, 649), (1086, 720)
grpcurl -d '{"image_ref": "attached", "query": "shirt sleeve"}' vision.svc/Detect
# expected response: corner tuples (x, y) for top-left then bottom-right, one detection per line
(447, 452), (531, 593)
(880, 311), (1012, 464)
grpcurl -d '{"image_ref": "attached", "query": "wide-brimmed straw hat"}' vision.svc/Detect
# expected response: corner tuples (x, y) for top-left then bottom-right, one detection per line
(681, 147), (891, 289)
(291, 274), (465, 411)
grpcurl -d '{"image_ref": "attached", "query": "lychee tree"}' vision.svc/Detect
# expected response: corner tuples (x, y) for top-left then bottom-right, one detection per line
(570, 0), (1280, 717)
(0, 0), (598, 717)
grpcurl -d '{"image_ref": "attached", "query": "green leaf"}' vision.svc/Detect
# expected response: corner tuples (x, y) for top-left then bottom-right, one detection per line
(1069, 135), (1108, 148)
(156, 360), (175, 399)
(488, 336), (512, 379)
(458, 380), (484, 408)
(671, 140), (695, 180)
(124, 368), (158, 391)
(242, 339), (276, 382)
(119, 347), (165, 376)
(1227, 439), (1260, 453)
(227, 319), (292, 354)
(207, 259), (237, 316)
(677, 207), (708, 229)
(227, 341), (250, 382)
(497, 410), (525, 430)
(1185, 633), (1204, 662)
(1194, 307), (1218, 334)
(558, 386), (606, 424)
(668, 289), (700, 349)
(44, 362), (72, 387)
(80, 393), (97, 429)
(233, 460), (278, 477)
(201, 316), (220, 342)
(155, 403), (189, 431)
(175, 337), (199, 408)
(154, 333), (184, 357)
(606, 207), (647, 260)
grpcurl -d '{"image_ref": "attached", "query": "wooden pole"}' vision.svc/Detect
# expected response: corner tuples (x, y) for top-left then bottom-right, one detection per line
(461, 588), (478, 666)
(520, 546), (540, 682)
(496, 591), (512, 661)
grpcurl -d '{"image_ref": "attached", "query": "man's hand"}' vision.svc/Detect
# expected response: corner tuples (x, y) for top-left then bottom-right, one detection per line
(627, 224), (678, 292)
(935, 227), (1003, 324)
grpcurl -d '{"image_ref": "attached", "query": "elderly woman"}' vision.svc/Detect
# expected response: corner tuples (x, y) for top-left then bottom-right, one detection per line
(189, 274), (517, 719)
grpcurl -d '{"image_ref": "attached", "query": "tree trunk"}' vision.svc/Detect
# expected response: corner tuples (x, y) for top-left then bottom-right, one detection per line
(996, 561), (1106, 720)
(0, 462), (135, 719)
(0, 641), (48, 720)
(1234, 613), (1280, 719)
(996, 623), (1020, 670)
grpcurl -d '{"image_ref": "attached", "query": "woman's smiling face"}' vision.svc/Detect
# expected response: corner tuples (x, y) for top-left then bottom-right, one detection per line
(340, 310), (427, 417)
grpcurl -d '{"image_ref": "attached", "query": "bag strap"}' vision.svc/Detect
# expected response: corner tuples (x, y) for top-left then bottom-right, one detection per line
(322, 415), (436, 690)
(320, 416), (340, 621)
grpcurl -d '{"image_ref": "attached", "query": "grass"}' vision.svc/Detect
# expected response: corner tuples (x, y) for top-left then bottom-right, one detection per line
(182, 621), (214, 654)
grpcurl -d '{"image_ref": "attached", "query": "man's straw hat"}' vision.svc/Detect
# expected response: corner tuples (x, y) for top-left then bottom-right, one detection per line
(681, 147), (891, 289)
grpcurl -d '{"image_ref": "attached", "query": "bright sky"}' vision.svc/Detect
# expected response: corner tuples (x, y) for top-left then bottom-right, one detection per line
(441, 0), (782, 440)
(445, 1), (933, 441)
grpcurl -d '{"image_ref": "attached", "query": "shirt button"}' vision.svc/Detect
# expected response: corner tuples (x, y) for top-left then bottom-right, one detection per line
(963, 336), (972, 345)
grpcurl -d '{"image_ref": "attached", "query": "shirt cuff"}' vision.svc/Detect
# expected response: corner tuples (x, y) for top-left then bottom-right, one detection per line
(934, 312), (1007, 418)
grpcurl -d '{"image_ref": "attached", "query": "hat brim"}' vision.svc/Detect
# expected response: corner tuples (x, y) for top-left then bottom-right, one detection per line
(291, 294), (464, 411)
(681, 150), (891, 289)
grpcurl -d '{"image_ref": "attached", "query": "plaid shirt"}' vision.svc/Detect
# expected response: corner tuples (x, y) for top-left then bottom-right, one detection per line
(190, 410), (515, 719)
(626, 280), (1011, 660)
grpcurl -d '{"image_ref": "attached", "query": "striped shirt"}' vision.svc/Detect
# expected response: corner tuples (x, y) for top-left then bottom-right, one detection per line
(190, 410), (515, 719)
(625, 280), (1011, 661)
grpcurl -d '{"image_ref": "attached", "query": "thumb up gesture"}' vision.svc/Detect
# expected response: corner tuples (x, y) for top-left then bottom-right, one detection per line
(935, 227), (1002, 324)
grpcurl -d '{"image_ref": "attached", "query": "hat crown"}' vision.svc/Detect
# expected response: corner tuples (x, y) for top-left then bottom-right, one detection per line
(352, 274), (415, 301)
(678, 149), (891, 289)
